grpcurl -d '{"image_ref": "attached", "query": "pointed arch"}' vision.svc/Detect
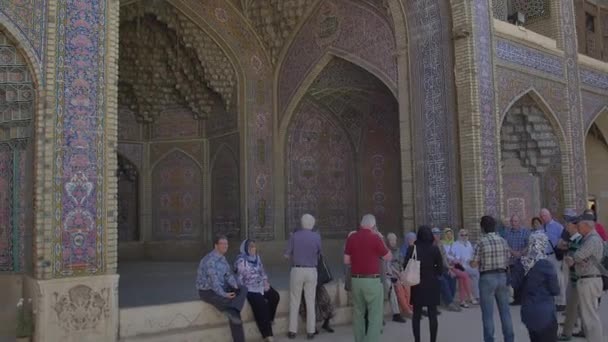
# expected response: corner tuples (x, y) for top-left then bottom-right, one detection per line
(210, 143), (241, 240)
(500, 87), (569, 152)
(585, 106), (608, 135)
(149, 148), (203, 173)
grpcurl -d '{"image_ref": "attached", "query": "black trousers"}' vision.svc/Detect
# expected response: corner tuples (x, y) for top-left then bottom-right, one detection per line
(199, 285), (248, 342)
(413, 304), (438, 342)
(528, 318), (557, 342)
(508, 265), (522, 304)
(247, 287), (280, 338)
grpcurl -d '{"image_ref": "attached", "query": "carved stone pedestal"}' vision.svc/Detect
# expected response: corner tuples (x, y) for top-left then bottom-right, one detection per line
(26, 274), (119, 342)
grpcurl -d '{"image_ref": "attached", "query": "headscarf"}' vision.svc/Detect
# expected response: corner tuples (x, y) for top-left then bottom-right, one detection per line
(521, 232), (549, 275)
(239, 239), (260, 266)
(416, 225), (434, 244)
(401, 232), (416, 257)
(386, 233), (399, 253)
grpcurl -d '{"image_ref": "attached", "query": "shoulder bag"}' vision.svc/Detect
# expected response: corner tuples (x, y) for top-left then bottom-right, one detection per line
(400, 245), (420, 286)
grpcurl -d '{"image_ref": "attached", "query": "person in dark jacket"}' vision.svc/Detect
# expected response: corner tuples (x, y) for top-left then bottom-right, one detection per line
(404, 225), (443, 342)
(510, 232), (560, 342)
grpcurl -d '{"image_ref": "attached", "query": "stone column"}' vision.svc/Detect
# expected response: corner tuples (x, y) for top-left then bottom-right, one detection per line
(27, 0), (120, 341)
(450, 0), (501, 237)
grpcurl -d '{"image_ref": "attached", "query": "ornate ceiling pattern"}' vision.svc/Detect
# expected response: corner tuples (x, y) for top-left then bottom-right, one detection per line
(119, 2), (235, 122)
(241, 0), (317, 65)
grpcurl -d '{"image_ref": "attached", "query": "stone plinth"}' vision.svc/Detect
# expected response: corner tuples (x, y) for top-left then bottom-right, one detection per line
(26, 274), (119, 342)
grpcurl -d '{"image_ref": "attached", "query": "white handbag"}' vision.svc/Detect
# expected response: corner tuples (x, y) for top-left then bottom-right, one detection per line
(401, 245), (420, 286)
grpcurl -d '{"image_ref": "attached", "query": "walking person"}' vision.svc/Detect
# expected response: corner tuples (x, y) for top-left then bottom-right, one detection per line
(471, 216), (514, 342)
(564, 212), (605, 342)
(404, 226), (443, 342)
(344, 214), (392, 342)
(234, 239), (280, 342)
(503, 215), (531, 305)
(540, 208), (566, 311)
(197, 235), (248, 342)
(510, 232), (560, 342)
(284, 214), (321, 340)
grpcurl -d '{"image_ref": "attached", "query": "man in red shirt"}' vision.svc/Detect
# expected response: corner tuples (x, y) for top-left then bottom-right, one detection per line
(344, 214), (392, 342)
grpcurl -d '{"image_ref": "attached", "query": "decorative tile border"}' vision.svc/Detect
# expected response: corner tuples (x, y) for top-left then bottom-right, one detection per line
(475, 0), (500, 217)
(580, 68), (608, 91)
(52, 0), (107, 276)
(495, 38), (564, 78)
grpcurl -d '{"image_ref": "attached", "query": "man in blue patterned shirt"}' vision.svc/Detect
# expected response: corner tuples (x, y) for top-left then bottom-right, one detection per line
(197, 234), (248, 342)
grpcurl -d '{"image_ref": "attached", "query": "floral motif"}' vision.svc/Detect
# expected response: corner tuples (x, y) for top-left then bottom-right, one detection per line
(53, 285), (109, 331)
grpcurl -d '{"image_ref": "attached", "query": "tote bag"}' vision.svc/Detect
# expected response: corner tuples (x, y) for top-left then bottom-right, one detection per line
(400, 245), (420, 286)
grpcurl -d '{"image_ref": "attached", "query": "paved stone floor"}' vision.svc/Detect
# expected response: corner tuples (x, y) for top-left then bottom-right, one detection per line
(274, 298), (608, 342)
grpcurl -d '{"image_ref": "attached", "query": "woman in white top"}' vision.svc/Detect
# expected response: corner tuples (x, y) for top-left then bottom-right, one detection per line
(442, 228), (477, 307)
(451, 229), (480, 301)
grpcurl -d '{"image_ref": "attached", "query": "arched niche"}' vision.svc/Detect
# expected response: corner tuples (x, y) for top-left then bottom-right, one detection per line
(500, 93), (566, 223)
(585, 108), (608, 225)
(150, 150), (202, 241)
(0, 30), (35, 273)
(210, 145), (241, 240)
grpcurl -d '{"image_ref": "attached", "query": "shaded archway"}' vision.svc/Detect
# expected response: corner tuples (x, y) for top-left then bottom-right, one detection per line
(117, 154), (139, 242)
(284, 57), (402, 237)
(500, 93), (565, 224)
(586, 108), (608, 225)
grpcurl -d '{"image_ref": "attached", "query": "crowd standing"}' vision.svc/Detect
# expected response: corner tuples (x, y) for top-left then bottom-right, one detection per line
(194, 207), (606, 342)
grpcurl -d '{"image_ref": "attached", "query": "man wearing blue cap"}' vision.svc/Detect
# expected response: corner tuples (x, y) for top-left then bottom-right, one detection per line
(557, 210), (586, 341)
(564, 212), (604, 342)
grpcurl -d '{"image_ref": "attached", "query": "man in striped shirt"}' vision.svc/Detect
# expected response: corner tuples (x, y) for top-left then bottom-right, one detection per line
(471, 216), (514, 342)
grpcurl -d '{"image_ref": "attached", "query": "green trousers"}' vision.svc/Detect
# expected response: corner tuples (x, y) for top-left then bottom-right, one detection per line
(352, 278), (384, 342)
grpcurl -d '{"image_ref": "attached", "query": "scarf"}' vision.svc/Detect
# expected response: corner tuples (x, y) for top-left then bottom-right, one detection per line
(401, 232), (416, 256)
(521, 232), (549, 275)
(239, 239), (259, 266)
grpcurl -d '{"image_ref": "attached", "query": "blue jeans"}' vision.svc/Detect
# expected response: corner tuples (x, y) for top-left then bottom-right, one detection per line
(479, 272), (514, 342)
(439, 273), (456, 305)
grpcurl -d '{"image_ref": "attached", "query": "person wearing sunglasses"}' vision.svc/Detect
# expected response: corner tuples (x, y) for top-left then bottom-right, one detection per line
(451, 229), (480, 303)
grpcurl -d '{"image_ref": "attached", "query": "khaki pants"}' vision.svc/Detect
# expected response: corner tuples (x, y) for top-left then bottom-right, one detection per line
(288, 267), (317, 334)
(577, 277), (603, 342)
(561, 281), (580, 337)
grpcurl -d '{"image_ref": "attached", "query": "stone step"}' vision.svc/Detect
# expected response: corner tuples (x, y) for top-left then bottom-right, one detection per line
(119, 280), (392, 341)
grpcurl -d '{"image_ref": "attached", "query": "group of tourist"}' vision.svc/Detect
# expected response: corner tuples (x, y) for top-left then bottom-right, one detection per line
(194, 207), (606, 342)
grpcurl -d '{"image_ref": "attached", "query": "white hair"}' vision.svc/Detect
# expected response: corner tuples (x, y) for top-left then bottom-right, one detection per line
(301, 214), (315, 230)
(360, 214), (376, 229)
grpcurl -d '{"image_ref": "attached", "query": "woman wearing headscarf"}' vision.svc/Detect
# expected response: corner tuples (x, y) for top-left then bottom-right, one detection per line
(234, 239), (280, 342)
(401, 232), (417, 263)
(510, 232), (560, 342)
(404, 226), (443, 342)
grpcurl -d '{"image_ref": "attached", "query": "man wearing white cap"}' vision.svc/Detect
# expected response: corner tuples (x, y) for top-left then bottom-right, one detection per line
(284, 214), (322, 340)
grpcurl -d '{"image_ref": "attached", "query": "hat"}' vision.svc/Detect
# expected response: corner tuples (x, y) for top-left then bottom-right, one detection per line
(577, 212), (596, 222)
(432, 227), (441, 235)
(563, 208), (579, 224)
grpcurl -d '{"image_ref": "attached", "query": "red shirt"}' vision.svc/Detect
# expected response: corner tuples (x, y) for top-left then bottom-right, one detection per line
(344, 229), (389, 275)
(595, 223), (608, 241)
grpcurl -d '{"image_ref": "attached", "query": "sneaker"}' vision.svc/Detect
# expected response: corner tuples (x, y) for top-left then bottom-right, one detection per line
(557, 335), (572, 341)
(470, 299), (478, 305)
(446, 303), (461, 312)
(392, 314), (407, 323)
(287, 332), (296, 339)
(307, 333), (315, 340)
(460, 302), (470, 308)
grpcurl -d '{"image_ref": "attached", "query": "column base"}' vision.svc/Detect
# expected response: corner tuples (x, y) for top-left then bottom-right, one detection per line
(25, 274), (119, 342)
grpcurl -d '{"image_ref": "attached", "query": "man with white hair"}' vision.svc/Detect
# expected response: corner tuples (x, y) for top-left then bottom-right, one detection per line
(344, 214), (392, 342)
(564, 212), (604, 342)
(540, 208), (566, 310)
(284, 214), (322, 340)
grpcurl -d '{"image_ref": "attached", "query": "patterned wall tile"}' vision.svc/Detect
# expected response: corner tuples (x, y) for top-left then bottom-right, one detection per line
(495, 38), (564, 77)
(0, 0), (47, 62)
(580, 68), (608, 91)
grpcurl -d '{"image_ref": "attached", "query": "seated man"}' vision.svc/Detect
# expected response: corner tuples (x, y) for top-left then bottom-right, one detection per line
(197, 234), (248, 342)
